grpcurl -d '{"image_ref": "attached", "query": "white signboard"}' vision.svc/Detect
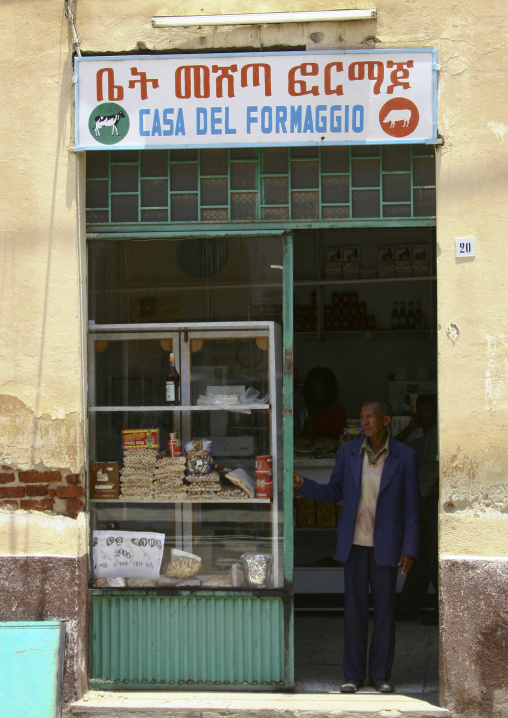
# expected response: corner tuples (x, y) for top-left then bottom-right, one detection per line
(75, 50), (437, 150)
(92, 530), (165, 579)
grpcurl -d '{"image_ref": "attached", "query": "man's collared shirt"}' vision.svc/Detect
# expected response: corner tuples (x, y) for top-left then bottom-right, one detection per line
(352, 435), (390, 547)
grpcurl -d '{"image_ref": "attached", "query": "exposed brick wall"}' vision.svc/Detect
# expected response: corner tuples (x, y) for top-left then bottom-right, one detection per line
(0, 467), (85, 517)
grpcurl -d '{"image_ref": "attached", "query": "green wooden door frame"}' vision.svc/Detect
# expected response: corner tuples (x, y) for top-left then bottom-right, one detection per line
(282, 230), (294, 687)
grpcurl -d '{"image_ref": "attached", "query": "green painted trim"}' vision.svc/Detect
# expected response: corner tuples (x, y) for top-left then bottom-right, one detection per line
(282, 232), (294, 688)
(87, 217), (436, 239)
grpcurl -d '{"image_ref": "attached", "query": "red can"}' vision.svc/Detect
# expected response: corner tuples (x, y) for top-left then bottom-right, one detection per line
(255, 476), (273, 499)
(169, 438), (182, 457)
(255, 455), (272, 477)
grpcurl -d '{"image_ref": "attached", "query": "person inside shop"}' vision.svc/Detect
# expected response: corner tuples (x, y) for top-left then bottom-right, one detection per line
(301, 367), (347, 441)
(293, 398), (419, 694)
(394, 394), (439, 625)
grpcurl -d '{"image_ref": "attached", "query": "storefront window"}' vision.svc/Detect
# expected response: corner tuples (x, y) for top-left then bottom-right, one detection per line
(88, 236), (285, 592)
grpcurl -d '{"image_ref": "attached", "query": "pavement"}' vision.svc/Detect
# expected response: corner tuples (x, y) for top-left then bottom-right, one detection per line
(70, 611), (449, 718)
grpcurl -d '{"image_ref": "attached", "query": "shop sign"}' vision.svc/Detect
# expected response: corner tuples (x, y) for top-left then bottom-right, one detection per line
(92, 530), (165, 579)
(75, 50), (437, 150)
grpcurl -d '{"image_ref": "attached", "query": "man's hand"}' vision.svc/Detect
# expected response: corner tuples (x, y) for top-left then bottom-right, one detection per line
(293, 472), (303, 491)
(398, 555), (414, 574)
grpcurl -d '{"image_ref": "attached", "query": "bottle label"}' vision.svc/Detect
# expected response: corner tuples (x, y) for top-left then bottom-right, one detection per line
(166, 381), (176, 402)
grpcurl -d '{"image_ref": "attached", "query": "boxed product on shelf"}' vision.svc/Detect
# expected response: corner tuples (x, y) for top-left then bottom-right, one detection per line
(342, 246), (361, 279)
(343, 246), (361, 263)
(394, 244), (412, 277)
(378, 246), (395, 262)
(377, 245), (395, 278)
(412, 244), (430, 275)
(90, 462), (120, 499)
(324, 247), (343, 278)
(122, 429), (159, 450)
(324, 263), (342, 279)
(325, 247), (342, 264)
(316, 501), (337, 528)
(395, 245), (412, 261)
(296, 496), (316, 528)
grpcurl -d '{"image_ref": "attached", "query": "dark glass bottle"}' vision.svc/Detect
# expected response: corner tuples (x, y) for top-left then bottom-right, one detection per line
(399, 301), (407, 330)
(407, 301), (415, 329)
(391, 301), (399, 330)
(165, 352), (180, 405)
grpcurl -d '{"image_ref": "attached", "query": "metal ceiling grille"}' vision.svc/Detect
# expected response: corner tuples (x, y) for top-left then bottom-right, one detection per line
(86, 145), (436, 229)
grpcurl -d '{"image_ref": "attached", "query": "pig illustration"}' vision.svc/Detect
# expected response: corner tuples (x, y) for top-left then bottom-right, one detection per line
(383, 108), (412, 128)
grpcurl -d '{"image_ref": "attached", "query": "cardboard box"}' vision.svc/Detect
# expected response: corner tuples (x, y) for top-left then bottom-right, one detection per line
(412, 245), (429, 259)
(343, 246), (360, 263)
(122, 429), (159, 450)
(296, 496), (316, 528)
(316, 501), (337, 528)
(378, 246), (395, 262)
(90, 462), (120, 499)
(394, 245), (412, 261)
(325, 247), (343, 264)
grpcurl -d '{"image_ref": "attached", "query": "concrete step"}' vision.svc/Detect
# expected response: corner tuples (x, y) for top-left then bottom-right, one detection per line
(69, 690), (451, 718)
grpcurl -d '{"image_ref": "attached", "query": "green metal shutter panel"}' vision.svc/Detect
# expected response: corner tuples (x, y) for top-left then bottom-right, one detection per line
(90, 593), (286, 688)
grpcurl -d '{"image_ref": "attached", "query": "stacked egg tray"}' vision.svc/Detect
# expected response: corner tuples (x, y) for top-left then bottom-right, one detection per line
(119, 454), (250, 501)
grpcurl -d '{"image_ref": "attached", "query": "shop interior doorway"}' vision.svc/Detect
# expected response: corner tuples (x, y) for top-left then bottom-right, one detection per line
(292, 226), (439, 699)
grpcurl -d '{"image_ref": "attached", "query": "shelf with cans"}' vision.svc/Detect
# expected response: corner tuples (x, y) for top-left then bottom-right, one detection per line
(293, 232), (437, 339)
(294, 286), (433, 337)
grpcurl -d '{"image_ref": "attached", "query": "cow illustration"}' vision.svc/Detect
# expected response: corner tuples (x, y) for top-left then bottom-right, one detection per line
(94, 111), (126, 136)
(382, 108), (412, 128)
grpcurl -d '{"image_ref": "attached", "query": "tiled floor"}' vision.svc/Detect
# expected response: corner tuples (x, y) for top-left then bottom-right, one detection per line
(294, 611), (440, 705)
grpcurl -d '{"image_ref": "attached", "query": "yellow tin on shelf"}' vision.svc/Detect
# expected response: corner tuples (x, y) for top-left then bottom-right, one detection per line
(296, 496), (316, 528)
(316, 501), (337, 528)
(122, 429), (159, 450)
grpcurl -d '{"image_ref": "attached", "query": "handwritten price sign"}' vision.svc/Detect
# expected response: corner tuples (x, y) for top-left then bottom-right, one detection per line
(93, 530), (165, 579)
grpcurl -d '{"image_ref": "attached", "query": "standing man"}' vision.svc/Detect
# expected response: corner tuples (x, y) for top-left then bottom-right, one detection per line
(294, 398), (418, 694)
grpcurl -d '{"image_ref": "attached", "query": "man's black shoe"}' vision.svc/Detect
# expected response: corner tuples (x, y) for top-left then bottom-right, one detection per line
(370, 678), (394, 693)
(340, 679), (363, 693)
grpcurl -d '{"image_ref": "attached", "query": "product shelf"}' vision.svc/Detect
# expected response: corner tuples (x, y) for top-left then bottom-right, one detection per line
(89, 404), (270, 413)
(90, 498), (271, 504)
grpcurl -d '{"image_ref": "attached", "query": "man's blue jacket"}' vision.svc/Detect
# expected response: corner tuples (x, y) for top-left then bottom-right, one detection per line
(297, 436), (419, 566)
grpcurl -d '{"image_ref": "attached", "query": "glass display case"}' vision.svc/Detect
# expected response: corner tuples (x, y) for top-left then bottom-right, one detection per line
(88, 321), (284, 590)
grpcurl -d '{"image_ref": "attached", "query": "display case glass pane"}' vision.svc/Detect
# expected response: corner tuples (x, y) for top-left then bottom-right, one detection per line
(88, 236), (283, 326)
(91, 502), (283, 590)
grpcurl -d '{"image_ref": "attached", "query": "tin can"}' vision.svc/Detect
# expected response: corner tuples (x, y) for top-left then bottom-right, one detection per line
(169, 438), (182, 457)
(255, 455), (272, 477)
(255, 477), (273, 499)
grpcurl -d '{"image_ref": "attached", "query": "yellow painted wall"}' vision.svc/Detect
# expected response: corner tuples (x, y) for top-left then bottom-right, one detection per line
(0, 1), (86, 476)
(1, 0), (508, 559)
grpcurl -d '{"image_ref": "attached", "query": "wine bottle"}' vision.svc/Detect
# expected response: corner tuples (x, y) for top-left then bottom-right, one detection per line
(391, 301), (399, 330)
(165, 352), (180, 405)
(407, 301), (415, 329)
(399, 301), (407, 330)
(415, 301), (422, 329)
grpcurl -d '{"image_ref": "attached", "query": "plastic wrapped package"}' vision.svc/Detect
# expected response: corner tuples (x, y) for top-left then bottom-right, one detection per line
(163, 548), (202, 578)
(184, 440), (213, 475)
